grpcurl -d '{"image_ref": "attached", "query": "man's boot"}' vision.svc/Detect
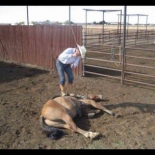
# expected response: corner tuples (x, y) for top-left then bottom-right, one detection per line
(67, 84), (76, 97)
(60, 84), (68, 96)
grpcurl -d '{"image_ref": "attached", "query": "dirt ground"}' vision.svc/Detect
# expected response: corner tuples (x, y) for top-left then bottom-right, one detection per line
(0, 61), (155, 149)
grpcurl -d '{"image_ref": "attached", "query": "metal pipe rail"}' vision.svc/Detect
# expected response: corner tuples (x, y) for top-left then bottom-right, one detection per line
(85, 71), (121, 80)
(85, 64), (121, 72)
(125, 70), (155, 78)
(85, 57), (121, 64)
(83, 24), (155, 87)
(126, 63), (155, 70)
(126, 55), (155, 61)
(124, 79), (155, 87)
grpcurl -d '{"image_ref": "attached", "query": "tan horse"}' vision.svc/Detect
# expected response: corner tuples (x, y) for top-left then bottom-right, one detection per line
(40, 94), (114, 140)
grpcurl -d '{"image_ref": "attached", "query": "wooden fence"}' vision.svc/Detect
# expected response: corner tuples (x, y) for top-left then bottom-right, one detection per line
(0, 25), (83, 75)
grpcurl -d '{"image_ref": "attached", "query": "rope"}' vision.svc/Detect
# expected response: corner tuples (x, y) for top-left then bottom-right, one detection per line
(69, 23), (85, 76)
(110, 39), (119, 67)
(69, 24), (78, 45)
(110, 45), (114, 60)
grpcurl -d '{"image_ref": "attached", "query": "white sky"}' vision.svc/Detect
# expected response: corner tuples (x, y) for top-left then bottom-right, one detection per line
(0, 6), (155, 25)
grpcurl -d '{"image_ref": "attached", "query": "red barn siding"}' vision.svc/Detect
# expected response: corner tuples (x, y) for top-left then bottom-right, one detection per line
(0, 25), (82, 75)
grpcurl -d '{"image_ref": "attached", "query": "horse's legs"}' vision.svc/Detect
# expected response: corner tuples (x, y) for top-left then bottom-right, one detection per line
(83, 109), (101, 118)
(45, 118), (101, 139)
(81, 99), (114, 116)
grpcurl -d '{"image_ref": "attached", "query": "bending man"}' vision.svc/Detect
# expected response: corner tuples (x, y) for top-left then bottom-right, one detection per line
(56, 44), (86, 96)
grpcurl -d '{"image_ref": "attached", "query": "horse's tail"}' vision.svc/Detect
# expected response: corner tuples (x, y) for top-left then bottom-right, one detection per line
(40, 115), (65, 140)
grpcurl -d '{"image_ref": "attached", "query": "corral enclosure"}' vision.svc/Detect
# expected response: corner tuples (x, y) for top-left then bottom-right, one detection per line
(1, 22), (155, 149)
(83, 25), (155, 88)
(0, 24), (155, 88)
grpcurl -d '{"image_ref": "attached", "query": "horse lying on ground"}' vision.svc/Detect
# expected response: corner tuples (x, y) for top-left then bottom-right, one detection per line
(40, 94), (114, 140)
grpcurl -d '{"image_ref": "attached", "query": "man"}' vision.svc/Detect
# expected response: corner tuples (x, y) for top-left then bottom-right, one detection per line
(56, 44), (87, 96)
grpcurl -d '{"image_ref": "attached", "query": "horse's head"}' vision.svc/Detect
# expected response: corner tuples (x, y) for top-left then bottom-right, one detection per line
(87, 94), (103, 102)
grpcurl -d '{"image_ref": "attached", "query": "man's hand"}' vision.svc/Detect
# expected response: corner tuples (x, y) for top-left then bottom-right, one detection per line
(72, 53), (78, 57)
(71, 63), (74, 68)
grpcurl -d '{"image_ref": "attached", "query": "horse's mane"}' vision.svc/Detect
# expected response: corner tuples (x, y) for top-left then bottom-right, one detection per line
(50, 95), (61, 99)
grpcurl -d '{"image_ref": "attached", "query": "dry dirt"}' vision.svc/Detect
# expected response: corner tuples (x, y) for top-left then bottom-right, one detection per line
(0, 61), (155, 149)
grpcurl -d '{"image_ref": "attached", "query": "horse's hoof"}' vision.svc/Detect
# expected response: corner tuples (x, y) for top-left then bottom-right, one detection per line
(91, 132), (102, 140)
(88, 113), (95, 118)
(98, 95), (103, 100)
(69, 93), (76, 97)
(106, 109), (115, 116)
(111, 112), (115, 116)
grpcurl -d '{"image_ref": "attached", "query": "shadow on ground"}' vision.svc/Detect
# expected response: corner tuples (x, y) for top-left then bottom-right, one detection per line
(0, 61), (49, 84)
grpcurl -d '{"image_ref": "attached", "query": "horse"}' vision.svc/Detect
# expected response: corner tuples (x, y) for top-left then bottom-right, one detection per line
(40, 93), (114, 140)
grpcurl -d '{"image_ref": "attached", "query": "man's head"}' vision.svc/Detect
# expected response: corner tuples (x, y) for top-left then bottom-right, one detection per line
(75, 47), (81, 56)
(77, 44), (87, 59)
